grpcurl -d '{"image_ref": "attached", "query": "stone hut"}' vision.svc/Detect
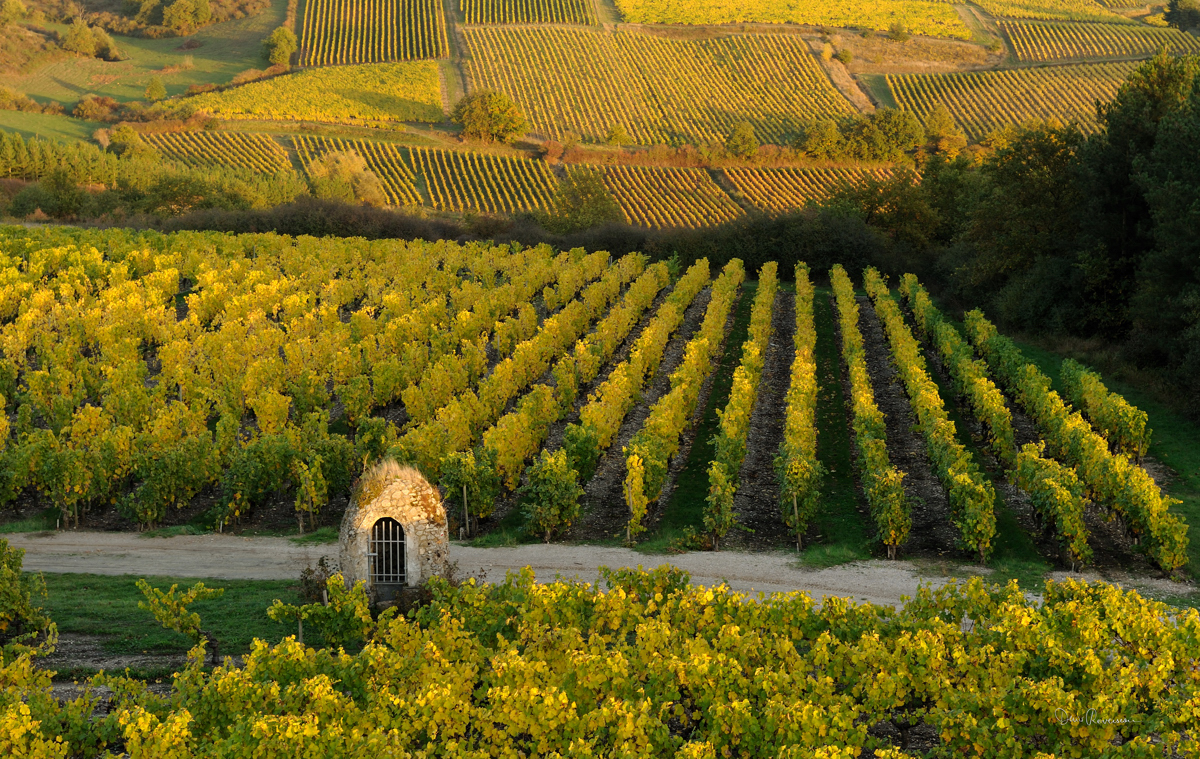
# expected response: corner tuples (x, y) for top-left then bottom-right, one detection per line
(339, 460), (449, 603)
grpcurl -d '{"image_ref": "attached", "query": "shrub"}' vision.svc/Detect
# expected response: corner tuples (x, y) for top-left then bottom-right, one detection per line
(519, 449), (583, 542)
(888, 22), (911, 42)
(0, 538), (56, 662)
(539, 167), (622, 234)
(267, 574), (377, 650)
(833, 49), (854, 65)
(136, 579), (224, 664)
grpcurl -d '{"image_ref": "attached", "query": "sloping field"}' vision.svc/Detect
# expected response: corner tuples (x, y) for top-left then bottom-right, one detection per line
(612, 0), (971, 39)
(1002, 20), (1200, 62)
(183, 62), (445, 124)
(298, 0), (449, 65)
(723, 166), (895, 213)
(599, 165), (744, 228)
(142, 132), (292, 174)
(887, 61), (1137, 140)
(461, 27), (855, 145)
(459, 0), (597, 24)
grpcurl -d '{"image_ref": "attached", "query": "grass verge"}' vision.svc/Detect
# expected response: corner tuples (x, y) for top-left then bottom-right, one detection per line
(36, 572), (301, 657)
(638, 280), (757, 552)
(795, 288), (873, 568)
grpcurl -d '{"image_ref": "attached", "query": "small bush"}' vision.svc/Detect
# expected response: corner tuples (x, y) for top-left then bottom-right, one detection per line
(833, 49), (854, 65)
(888, 22), (911, 42)
(520, 449), (583, 542)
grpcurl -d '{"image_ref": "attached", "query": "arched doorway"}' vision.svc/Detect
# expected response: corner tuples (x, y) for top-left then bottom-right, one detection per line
(369, 517), (406, 600)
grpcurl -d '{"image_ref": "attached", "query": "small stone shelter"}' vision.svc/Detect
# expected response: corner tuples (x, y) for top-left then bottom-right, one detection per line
(339, 460), (449, 602)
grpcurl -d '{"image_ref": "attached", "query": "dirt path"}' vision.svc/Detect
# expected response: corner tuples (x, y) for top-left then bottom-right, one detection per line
(10, 532), (1191, 610)
(10, 531), (953, 608)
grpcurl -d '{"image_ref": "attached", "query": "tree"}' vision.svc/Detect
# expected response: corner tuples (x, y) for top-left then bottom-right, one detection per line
(1131, 79), (1200, 397)
(539, 167), (622, 233)
(1165, 0), (1200, 30)
(452, 90), (527, 143)
(726, 121), (759, 159)
(264, 26), (297, 66)
(802, 118), (843, 158)
(924, 103), (967, 156)
(307, 150), (387, 206)
(519, 449), (583, 543)
(145, 76), (167, 102)
(0, 0), (26, 27)
(888, 22), (911, 42)
(606, 124), (633, 146)
(61, 19), (96, 56)
(163, 0), (197, 33)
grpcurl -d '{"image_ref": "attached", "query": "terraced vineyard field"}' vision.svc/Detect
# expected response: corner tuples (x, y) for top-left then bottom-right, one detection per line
(612, 0), (971, 39)
(409, 147), (560, 213)
(599, 165), (743, 229)
(972, 0), (1130, 22)
(887, 61), (1137, 140)
(722, 167), (895, 213)
(461, 27), (854, 145)
(1002, 20), (1200, 61)
(459, 0), (597, 24)
(2, 225), (1186, 577)
(293, 135), (424, 207)
(183, 62), (445, 124)
(141, 132), (291, 174)
(298, 0), (449, 65)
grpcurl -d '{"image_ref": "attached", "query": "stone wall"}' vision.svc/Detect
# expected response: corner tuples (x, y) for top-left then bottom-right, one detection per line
(339, 461), (448, 600)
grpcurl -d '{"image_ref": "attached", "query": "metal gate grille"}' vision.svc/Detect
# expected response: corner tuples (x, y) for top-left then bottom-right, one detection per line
(369, 518), (405, 587)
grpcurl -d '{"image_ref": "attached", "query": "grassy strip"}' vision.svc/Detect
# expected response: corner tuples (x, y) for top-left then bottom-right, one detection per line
(797, 288), (872, 568)
(637, 281), (757, 552)
(35, 573), (303, 658)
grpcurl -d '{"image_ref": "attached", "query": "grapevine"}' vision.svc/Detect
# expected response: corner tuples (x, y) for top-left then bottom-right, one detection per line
(623, 259), (745, 539)
(831, 265), (910, 558)
(705, 262), (777, 549)
(776, 262), (822, 551)
(964, 309), (1188, 571)
(865, 268), (996, 562)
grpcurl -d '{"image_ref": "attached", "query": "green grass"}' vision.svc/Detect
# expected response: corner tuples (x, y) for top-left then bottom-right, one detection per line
(796, 287), (872, 567)
(1003, 335), (1200, 577)
(641, 279), (757, 552)
(10, 0), (287, 105)
(34, 572), (302, 658)
(289, 526), (340, 545)
(0, 509), (57, 533)
(0, 110), (104, 142)
(140, 525), (205, 539)
(856, 74), (900, 109)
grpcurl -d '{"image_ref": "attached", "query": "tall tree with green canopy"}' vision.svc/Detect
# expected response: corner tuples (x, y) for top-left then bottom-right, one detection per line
(452, 90), (527, 143)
